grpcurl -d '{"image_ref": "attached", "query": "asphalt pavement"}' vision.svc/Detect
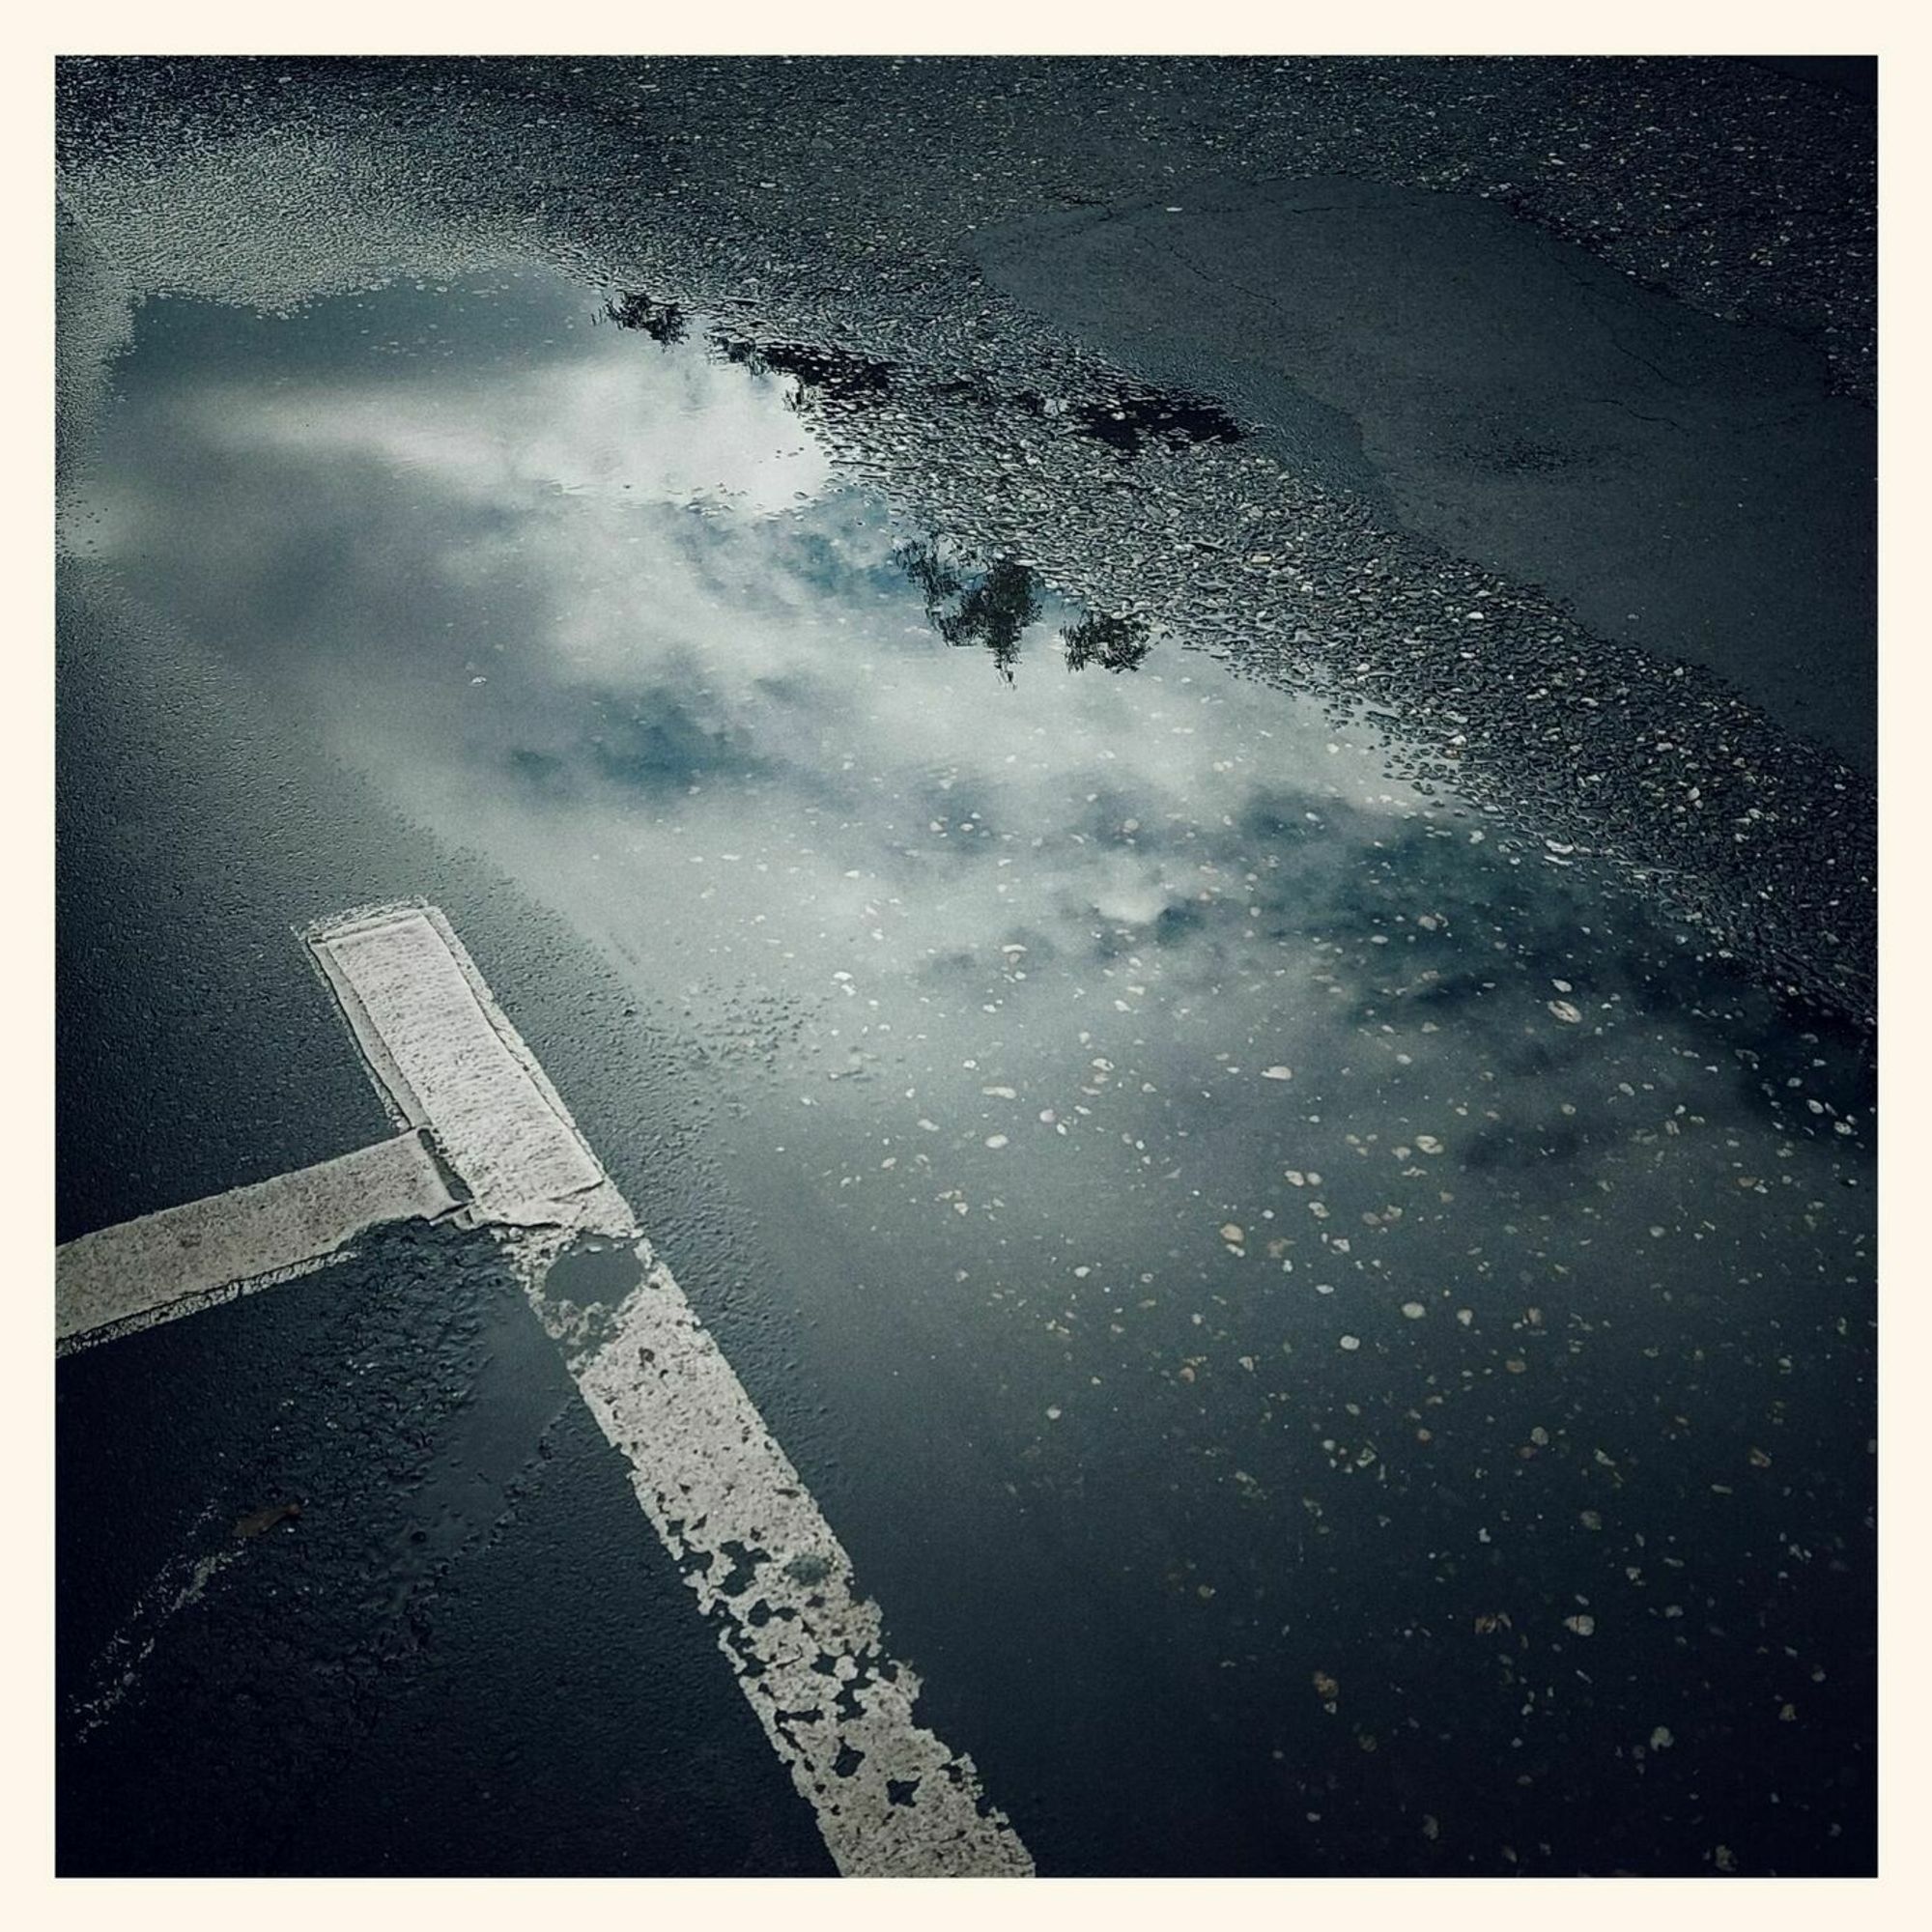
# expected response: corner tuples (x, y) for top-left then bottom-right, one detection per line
(55, 57), (1877, 1878)
(973, 175), (1876, 771)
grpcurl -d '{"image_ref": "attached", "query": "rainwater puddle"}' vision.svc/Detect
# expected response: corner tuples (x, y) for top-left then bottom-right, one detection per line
(63, 264), (1876, 1873)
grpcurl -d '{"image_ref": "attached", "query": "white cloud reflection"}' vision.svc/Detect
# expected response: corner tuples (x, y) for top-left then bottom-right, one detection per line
(190, 341), (834, 521)
(73, 270), (1871, 1356)
(86, 281), (1422, 1009)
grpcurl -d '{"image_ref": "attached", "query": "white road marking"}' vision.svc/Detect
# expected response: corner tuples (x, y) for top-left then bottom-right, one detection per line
(309, 903), (628, 1234)
(55, 1128), (458, 1353)
(310, 903), (1033, 1877)
(59, 900), (1033, 1876)
(524, 1227), (1035, 1877)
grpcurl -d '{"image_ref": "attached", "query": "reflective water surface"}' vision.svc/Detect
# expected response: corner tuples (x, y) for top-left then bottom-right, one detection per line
(65, 268), (1876, 1874)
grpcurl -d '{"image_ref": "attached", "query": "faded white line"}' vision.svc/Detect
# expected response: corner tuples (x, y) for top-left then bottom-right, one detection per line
(55, 1129), (459, 1352)
(523, 1227), (1034, 1876)
(306, 904), (1033, 1876)
(56, 900), (1030, 1873)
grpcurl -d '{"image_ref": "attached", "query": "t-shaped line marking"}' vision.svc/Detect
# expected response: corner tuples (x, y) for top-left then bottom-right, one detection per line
(55, 899), (1034, 1878)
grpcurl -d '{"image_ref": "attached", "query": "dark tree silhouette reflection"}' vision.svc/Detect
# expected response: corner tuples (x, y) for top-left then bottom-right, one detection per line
(708, 332), (769, 376)
(898, 542), (1153, 684)
(1061, 611), (1152, 674)
(605, 291), (689, 346)
(703, 332), (893, 413)
(899, 541), (1042, 683)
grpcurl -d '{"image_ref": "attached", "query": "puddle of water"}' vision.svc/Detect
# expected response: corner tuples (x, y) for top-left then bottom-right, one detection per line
(62, 264), (1876, 1873)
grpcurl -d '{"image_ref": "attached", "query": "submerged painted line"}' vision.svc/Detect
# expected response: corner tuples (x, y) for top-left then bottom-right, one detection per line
(58, 900), (1033, 1877)
(55, 1128), (460, 1353)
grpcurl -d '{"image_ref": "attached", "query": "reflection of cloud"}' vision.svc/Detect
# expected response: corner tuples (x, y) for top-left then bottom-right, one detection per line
(1085, 856), (1179, 928)
(98, 301), (1421, 922)
(85, 272), (1870, 1262)
(184, 336), (834, 519)
(86, 285), (1444, 1065)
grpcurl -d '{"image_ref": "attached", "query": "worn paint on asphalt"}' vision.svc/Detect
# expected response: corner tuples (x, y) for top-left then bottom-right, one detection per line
(310, 902), (630, 1236)
(64, 898), (1034, 1878)
(55, 1129), (458, 1352)
(525, 1226), (1035, 1876)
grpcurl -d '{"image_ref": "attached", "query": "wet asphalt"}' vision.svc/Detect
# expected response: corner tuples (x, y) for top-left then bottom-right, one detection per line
(56, 58), (1876, 1877)
(57, 565), (838, 1876)
(973, 176), (1875, 771)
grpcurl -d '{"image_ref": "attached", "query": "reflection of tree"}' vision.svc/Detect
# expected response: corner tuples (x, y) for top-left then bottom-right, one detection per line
(708, 332), (768, 376)
(1061, 612), (1152, 674)
(896, 541), (1154, 684)
(899, 540), (1042, 684)
(1075, 390), (1245, 458)
(605, 291), (688, 346)
(761, 342), (892, 401)
(705, 332), (893, 412)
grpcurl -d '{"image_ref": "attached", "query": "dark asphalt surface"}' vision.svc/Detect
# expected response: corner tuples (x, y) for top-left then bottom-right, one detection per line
(59, 1224), (835, 1877)
(974, 177), (1875, 771)
(55, 58), (1878, 1878)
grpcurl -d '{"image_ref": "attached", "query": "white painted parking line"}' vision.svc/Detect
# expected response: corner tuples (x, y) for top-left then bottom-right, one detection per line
(55, 1128), (460, 1353)
(526, 1226), (1035, 1877)
(309, 903), (629, 1235)
(59, 900), (1034, 1877)
(311, 902), (1033, 1877)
